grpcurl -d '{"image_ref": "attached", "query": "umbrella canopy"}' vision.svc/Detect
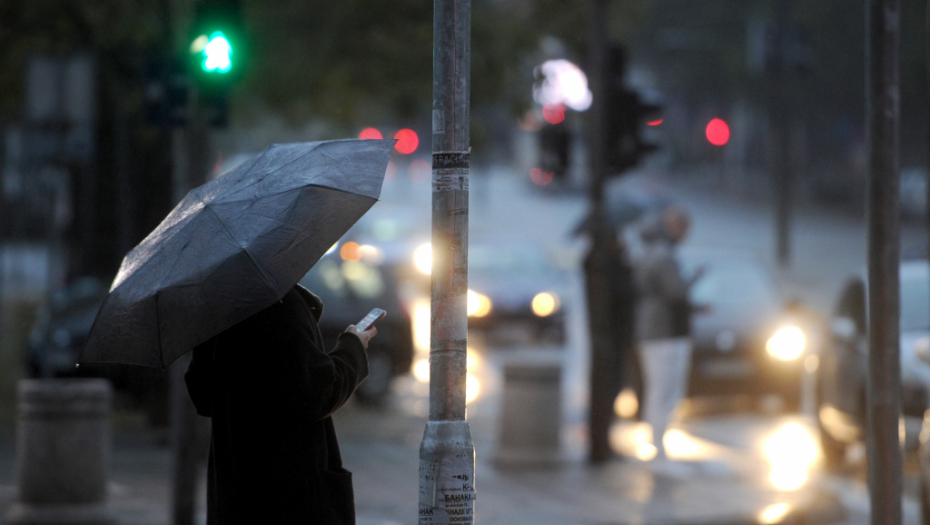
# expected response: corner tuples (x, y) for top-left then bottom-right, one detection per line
(571, 187), (671, 237)
(80, 139), (393, 368)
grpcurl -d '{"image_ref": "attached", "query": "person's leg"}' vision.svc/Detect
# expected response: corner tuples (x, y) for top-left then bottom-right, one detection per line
(638, 340), (675, 458)
(664, 338), (693, 425)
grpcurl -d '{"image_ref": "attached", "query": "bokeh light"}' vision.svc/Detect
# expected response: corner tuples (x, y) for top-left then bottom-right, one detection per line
(413, 243), (432, 275)
(766, 326), (806, 361)
(412, 299), (430, 355)
(763, 422), (818, 491)
(542, 104), (566, 124)
(758, 503), (791, 524)
(705, 118), (730, 146)
(467, 290), (492, 318)
(531, 292), (559, 317)
(533, 59), (593, 111)
(614, 388), (639, 419)
(358, 127), (383, 140)
(340, 241), (361, 262)
(530, 168), (554, 186)
(466, 373), (480, 403)
(394, 128), (419, 154)
(413, 358), (430, 383)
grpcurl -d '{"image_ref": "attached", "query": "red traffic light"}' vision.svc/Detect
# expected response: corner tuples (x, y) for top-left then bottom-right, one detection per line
(394, 128), (419, 154)
(358, 127), (383, 139)
(705, 118), (730, 146)
(542, 104), (565, 125)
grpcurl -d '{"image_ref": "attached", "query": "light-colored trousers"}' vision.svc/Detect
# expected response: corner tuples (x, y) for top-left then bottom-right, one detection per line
(638, 337), (692, 458)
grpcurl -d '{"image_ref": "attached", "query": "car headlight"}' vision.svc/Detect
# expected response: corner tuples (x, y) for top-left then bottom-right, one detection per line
(766, 326), (806, 361)
(413, 243), (432, 275)
(467, 289), (492, 317)
(532, 292), (560, 317)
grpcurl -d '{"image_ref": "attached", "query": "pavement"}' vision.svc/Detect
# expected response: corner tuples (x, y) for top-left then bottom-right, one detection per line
(0, 379), (847, 525)
(340, 377), (848, 525)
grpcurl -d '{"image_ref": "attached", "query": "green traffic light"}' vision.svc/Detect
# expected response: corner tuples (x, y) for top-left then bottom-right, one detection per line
(200, 31), (233, 73)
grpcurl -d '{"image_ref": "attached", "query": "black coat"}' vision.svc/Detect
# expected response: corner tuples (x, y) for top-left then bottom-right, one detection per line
(185, 285), (369, 525)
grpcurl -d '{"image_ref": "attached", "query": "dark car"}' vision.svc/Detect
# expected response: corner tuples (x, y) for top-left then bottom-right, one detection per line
(27, 277), (169, 424)
(298, 248), (414, 405)
(682, 251), (809, 408)
(818, 260), (930, 468)
(462, 241), (569, 348)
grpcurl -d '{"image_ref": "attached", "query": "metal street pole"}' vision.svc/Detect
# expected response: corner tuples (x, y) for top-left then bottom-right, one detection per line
(168, 91), (210, 525)
(584, 0), (616, 464)
(773, 0), (792, 268)
(165, 4), (211, 522)
(866, 0), (902, 522)
(418, 0), (475, 523)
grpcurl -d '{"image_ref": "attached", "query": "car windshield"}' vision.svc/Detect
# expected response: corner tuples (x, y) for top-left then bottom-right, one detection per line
(689, 261), (776, 307)
(900, 265), (930, 331)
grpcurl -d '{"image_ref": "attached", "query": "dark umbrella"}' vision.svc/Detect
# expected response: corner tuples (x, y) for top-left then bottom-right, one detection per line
(79, 139), (393, 368)
(571, 186), (670, 237)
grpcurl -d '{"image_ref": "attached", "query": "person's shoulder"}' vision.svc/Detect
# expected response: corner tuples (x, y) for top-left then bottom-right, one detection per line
(292, 284), (323, 321)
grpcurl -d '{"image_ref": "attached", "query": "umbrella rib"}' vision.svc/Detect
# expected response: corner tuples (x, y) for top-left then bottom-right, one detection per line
(220, 145), (324, 201)
(218, 184), (379, 208)
(206, 205), (279, 292)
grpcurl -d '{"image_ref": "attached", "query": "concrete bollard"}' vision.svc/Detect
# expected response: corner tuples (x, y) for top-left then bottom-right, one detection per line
(5, 379), (117, 525)
(494, 351), (563, 467)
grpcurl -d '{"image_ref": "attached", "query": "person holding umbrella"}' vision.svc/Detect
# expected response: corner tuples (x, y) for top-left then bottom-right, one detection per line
(80, 139), (396, 524)
(633, 206), (702, 470)
(185, 284), (375, 523)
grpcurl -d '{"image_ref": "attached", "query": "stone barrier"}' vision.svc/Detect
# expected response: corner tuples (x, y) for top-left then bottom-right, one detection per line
(5, 378), (117, 525)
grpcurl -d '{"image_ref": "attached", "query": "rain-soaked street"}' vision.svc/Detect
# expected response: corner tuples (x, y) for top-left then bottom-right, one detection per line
(0, 164), (915, 524)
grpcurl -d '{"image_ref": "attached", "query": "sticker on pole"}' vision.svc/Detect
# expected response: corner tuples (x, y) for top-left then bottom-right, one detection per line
(419, 455), (475, 524)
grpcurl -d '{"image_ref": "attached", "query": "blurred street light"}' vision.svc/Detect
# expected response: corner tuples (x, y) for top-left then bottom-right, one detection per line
(533, 59), (593, 111)
(393, 128), (419, 154)
(358, 127), (383, 139)
(705, 118), (730, 146)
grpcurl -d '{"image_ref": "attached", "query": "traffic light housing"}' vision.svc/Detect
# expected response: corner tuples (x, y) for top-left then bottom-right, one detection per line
(187, 0), (244, 94)
(538, 119), (571, 182)
(603, 44), (662, 174)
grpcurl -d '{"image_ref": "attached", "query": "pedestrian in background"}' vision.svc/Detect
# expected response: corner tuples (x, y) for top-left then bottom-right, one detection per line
(634, 207), (702, 466)
(185, 284), (375, 525)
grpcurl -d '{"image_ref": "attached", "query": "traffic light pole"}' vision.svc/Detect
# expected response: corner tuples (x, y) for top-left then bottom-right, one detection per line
(865, 0), (902, 522)
(772, 0), (792, 268)
(417, 0), (476, 523)
(169, 89), (211, 525)
(584, 0), (616, 464)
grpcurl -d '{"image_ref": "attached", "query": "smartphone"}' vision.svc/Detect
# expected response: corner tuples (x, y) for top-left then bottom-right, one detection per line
(355, 308), (386, 331)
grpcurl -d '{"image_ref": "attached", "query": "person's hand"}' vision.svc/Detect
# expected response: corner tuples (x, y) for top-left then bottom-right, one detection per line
(345, 325), (377, 350)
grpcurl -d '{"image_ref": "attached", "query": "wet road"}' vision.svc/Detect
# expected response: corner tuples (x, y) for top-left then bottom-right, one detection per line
(371, 165), (930, 523)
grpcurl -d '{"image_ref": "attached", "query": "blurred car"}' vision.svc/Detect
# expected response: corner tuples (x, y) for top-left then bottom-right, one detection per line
(818, 260), (930, 468)
(465, 241), (569, 347)
(27, 277), (169, 424)
(682, 251), (810, 408)
(298, 245), (414, 405)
